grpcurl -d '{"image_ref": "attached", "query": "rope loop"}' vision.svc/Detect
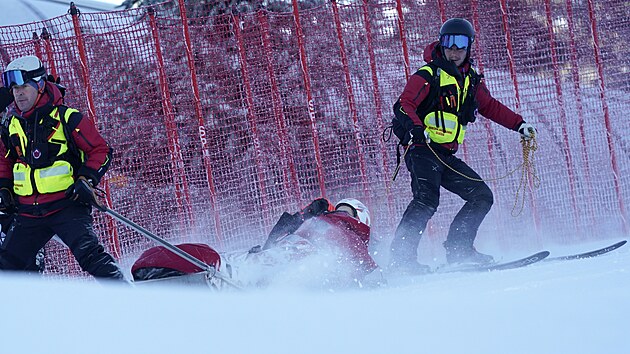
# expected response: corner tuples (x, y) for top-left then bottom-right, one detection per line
(425, 134), (539, 216)
(512, 135), (539, 216)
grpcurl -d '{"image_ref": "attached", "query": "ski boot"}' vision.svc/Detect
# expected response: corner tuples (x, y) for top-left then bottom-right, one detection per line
(445, 245), (494, 265)
(388, 259), (431, 276)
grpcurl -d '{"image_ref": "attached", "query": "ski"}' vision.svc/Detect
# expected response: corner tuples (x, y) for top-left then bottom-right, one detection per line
(544, 240), (627, 262)
(434, 251), (550, 274)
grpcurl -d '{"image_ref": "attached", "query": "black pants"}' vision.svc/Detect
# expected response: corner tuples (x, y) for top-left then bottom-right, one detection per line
(0, 203), (124, 279)
(390, 146), (493, 265)
(0, 213), (43, 272)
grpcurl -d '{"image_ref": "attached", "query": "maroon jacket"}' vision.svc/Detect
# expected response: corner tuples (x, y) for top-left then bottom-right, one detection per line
(399, 41), (524, 152)
(0, 82), (111, 216)
(294, 211), (378, 278)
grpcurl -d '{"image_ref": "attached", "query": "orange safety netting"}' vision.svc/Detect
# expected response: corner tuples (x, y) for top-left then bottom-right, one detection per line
(0, 0), (628, 277)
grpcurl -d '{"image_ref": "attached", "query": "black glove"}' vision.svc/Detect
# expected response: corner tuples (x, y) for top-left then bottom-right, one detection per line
(0, 187), (16, 213)
(263, 211), (304, 249)
(46, 75), (66, 98)
(0, 87), (14, 112)
(46, 75), (60, 84)
(403, 126), (428, 145)
(301, 198), (331, 220)
(248, 245), (262, 254)
(65, 176), (97, 206)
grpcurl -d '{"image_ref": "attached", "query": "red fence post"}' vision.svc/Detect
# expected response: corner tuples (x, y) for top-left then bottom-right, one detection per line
(257, 10), (302, 206)
(498, 0), (541, 237)
(69, 3), (121, 259)
(437, 0), (446, 23)
(330, 0), (370, 202)
(40, 28), (58, 79)
(32, 32), (42, 61)
(147, 7), (195, 230)
(232, 13), (270, 222)
(470, 0), (498, 178)
(564, 0), (596, 234)
(470, 0), (503, 237)
(544, 0), (581, 234)
(395, 0), (410, 80)
(291, 0), (326, 197)
(498, 0), (521, 112)
(361, 0), (396, 223)
(586, 0), (628, 233)
(69, 5), (97, 123)
(176, 0), (224, 245)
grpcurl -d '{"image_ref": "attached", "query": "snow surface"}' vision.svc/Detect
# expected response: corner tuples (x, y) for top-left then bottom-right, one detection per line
(2, 238), (628, 354)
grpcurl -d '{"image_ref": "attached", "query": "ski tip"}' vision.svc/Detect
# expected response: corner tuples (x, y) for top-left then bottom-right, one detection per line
(527, 251), (550, 263)
(521, 251), (550, 261)
(544, 240), (627, 262)
(610, 240), (628, 251)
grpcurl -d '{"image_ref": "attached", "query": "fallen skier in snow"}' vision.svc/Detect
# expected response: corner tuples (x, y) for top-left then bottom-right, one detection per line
(130, 198), (382, 290)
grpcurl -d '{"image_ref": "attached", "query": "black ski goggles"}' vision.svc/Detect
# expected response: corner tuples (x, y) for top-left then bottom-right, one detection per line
(440, 34), (471, 50)
(2, 67), (45, 88)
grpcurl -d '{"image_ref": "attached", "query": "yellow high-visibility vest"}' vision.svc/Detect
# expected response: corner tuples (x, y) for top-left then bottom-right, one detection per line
(418, 66), (473, 144)
(8, 106), (80, 196)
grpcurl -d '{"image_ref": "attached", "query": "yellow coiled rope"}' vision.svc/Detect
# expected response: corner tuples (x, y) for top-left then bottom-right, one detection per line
(426, 134), (539, 216)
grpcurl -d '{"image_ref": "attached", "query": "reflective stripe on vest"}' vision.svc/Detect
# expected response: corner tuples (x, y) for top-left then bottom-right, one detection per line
(419, 66), (472, 144)
(9, 107), (79, 196)
(39, 164), (71, 178)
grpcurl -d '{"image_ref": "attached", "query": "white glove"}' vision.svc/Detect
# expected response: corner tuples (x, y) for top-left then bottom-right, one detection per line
(518, 122), (536, 140)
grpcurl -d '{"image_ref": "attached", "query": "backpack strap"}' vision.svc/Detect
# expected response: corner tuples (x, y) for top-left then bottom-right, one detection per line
(458, 67), (484, 125)
(55, 105), (84, 174)
(389, 64), (441, 144)
(415, 63), (441, 116)
(0, 113), (12, 157)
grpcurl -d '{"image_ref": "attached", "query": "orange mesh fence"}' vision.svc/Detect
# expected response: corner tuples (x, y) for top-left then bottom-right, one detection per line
(0, 0), (627, 277)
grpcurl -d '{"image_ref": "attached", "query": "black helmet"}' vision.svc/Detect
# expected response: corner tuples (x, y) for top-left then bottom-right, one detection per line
(439, 18), (475, 42)
(439, 18), (475, 63)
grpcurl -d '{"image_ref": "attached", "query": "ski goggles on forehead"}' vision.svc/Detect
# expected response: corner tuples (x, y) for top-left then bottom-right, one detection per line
(2, 68), (45, 88)
(336, 203), (358, 218)
(2, 70), (28, 88)
(440, 34), (471, 50)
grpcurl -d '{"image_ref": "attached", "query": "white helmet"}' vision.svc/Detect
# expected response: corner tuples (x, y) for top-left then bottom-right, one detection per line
(335, 198), (371, 227)
(2, 55), (46, 88)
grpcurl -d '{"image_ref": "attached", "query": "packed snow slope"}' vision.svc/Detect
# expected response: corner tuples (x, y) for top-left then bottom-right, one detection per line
(2, 238), (628, 354)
